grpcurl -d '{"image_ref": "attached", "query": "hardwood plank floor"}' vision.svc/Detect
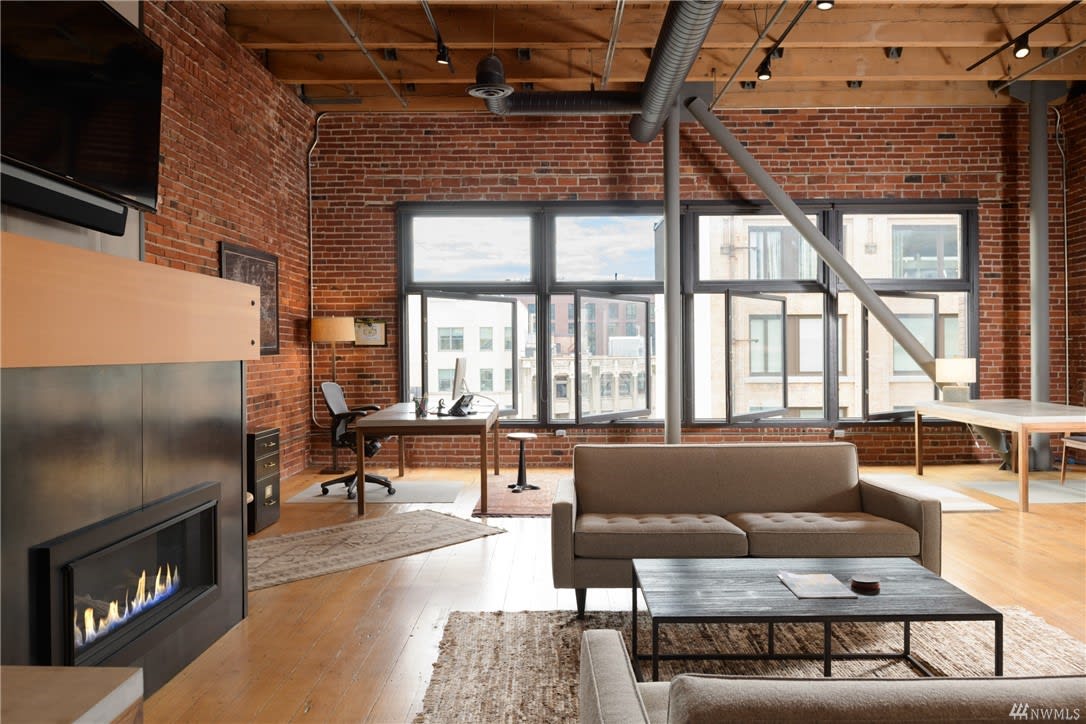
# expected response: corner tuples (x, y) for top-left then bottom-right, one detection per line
(146, 463), (1086, 723)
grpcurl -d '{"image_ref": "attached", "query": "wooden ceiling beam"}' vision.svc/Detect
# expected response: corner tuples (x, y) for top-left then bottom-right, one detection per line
(225, 4), (1086, 51)
(267, 46), (1086, 84)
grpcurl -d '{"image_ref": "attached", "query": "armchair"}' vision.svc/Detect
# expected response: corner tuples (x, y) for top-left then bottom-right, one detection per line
(319, 381), (395, 499)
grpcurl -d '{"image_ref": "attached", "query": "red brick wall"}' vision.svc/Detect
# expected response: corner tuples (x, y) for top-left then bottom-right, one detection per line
(140, 2), (315, 476)
(310, 106), (1077, 468)
(1063, 88), (1086, 410)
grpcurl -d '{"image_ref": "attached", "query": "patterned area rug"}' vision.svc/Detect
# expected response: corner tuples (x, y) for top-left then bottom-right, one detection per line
(416, 608), (1086, 723)
(247, 510), (503, 591)
(472, 471), (565, 517)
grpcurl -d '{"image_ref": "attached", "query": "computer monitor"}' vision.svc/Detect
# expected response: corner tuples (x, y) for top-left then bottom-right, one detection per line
(451, 356), (468, 398)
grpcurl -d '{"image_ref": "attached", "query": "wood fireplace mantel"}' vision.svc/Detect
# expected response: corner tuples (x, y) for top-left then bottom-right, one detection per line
(1, 231), (261, 368)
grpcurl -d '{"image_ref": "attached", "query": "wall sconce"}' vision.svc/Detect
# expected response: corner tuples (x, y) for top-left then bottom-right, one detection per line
(311, 316), (356, 385)
(936, 358), (977, 402)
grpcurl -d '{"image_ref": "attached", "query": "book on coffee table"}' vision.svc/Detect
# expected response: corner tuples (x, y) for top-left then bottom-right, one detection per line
(778, 570), (857, 598)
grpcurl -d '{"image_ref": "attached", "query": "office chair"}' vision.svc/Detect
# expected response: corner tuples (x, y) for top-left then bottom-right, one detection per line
(319, 381), (395, 499)
(1059, 434), (1086, 486)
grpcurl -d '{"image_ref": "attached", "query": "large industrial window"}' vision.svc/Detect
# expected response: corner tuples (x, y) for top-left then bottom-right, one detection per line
(401, 201), (975, 426)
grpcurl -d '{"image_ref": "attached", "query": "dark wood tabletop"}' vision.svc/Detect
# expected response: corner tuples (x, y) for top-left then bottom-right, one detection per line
(633, 557), (1000, 623)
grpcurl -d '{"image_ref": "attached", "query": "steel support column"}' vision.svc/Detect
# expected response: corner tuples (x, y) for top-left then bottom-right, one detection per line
(664, 100), (683, 443)
(1029, 81), (1053, 469)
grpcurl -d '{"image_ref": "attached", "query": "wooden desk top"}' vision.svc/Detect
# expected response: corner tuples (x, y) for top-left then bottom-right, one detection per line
(353, 401), (498, 434)
(915, 399), (1086, 430)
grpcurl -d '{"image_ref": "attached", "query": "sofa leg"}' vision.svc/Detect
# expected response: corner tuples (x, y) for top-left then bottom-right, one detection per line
(575, 588), (586, 618)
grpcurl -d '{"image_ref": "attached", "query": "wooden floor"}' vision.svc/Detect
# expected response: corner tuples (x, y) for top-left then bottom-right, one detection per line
(146, 463), (1086, 723)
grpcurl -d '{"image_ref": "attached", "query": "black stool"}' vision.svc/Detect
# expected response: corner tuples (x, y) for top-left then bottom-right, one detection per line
(507, 432), (539, 493)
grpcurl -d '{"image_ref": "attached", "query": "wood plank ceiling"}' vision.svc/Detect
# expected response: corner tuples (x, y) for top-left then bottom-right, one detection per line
(222, 1), (1086, 113)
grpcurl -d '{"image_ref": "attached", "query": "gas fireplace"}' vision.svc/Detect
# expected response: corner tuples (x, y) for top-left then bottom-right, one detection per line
(31, 482), (221, 667)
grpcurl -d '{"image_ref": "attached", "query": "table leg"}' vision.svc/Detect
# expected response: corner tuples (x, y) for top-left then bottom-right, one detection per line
(1017, 427), (1030, 512)
(397, 434), (405, 477)
(479, 430), (488, 515)
(915, 411), (924, 476)
(995, 616), (1003, 676)
(493, 418), (500, 475)
(823, 622), (832, 676)
(631, 570), (641, 682)
(652, 620), (660, 682)
(356, 432), (366, 517)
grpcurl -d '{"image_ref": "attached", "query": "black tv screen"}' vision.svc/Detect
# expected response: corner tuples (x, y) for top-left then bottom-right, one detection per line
(1, 1), (162, 212)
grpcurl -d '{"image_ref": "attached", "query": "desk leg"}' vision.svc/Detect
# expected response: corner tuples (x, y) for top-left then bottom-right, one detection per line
(356, 432), (366, 517)
(479, 430), (488, 515)
(1017, 427), (1030, 513)
(397, 434), (405, 477)
(915, 411), (924, 476)
(493, 418), (500, 475)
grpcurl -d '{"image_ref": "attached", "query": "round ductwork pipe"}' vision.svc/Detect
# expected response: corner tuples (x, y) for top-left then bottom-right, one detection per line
(468, 54), (514, 99)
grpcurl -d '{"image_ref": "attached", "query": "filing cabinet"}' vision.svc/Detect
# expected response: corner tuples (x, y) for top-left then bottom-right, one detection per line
(247, 428), (280, 534)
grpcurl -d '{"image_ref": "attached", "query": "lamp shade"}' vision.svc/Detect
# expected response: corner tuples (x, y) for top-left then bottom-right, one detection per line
(311, 316), (356, 343)
(935, 358), (976, 385)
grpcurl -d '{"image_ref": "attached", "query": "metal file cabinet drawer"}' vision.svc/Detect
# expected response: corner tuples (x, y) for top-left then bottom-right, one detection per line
(246, 428), (280, 534)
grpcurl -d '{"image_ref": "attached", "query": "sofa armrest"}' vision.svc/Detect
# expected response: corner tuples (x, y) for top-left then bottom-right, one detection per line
(579, 630), (650, 724)
(859, 478), (942, 575)
(551, 476), (578, 589)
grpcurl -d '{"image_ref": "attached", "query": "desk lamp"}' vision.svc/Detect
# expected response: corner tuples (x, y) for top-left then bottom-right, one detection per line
(312, 316), (356, 473)
(936, 358), (976, 402)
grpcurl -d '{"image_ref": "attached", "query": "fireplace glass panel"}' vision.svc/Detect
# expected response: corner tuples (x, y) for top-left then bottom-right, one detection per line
(67, 500), (216, 665)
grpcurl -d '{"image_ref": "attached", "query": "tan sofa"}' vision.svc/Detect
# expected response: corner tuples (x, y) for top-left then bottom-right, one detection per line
(580, 629), (1086, 724)
(552, 442), (941, 615)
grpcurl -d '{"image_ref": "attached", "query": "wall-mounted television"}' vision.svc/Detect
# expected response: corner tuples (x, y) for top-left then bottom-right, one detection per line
(1, 1), (163, 229)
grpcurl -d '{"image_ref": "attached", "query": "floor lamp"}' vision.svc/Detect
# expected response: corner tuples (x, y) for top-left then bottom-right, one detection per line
(312, 316), (356, 474)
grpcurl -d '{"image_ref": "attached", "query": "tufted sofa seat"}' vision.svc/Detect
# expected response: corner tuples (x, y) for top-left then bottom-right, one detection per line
(552, 443), (941, 616)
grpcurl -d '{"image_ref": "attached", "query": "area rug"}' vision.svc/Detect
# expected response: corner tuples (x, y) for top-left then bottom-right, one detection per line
(472, 471), (565, 517)
(247, 510), (503, 591)
(965, 480), (1086, 504)
(287, 479), (462, 504)
(861, 473), (999, 512)
(416, 607), (1086, 723)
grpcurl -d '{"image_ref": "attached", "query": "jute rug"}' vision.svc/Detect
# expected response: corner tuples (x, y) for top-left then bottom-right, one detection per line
(287, 479), (463, 504)
(472, 471), (565, 517)
(416, 608), (1086, 723)
(966, 480), (1086, 505)
(247, 510), (503, 591)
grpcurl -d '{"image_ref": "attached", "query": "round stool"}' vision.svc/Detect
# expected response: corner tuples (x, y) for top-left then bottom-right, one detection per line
(506, 432), (539, 493)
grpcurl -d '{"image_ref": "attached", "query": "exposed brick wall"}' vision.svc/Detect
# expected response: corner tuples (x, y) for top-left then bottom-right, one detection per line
(1063, 87), (1086, 411)
(140, 2), (315, 476)
(310, 106), (1078, 468)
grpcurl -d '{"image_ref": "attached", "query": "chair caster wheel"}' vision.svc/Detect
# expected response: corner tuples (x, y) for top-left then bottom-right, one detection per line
(320, 488), (329, 496)
(387, 487), (396, 495)
(347, 491), (356, 500)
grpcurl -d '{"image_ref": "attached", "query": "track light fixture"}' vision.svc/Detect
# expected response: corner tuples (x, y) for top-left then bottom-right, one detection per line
(756, 58), (772, 81)
(816, 0), (834, 9)
(421, 0), (454, 73)
(436, 43), (451, 65)
(1013, 34), (1031, 58)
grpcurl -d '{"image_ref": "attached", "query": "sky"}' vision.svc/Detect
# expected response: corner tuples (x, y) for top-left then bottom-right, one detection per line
(411, 215), (663, 282)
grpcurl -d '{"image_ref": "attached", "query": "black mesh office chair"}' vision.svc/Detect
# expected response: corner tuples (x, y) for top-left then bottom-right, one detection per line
(319, 381), (395, 499)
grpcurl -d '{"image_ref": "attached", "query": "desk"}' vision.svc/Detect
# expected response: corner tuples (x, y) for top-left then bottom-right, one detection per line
(354, 402), (500, 516)
(914, 399), (1086, 512)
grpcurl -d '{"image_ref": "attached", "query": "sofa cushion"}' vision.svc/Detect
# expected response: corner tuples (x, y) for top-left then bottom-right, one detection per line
(725, 512), (920, 558)
(573, 443), (863, 515)
(666, 674), (1086, 724)
(575, 514), (748, 559)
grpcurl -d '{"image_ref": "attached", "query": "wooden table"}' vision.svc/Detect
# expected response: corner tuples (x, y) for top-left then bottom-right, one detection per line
(632, 557), (1002, 681)
(914, 399), (1086, 512)
(354, 402), (500, 516)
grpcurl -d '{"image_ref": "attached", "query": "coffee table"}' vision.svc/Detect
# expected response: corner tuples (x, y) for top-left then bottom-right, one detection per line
(631, 557), (1003, 681)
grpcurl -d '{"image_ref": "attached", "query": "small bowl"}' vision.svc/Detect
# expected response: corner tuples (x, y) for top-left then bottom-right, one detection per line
(850, 575), (880, 594)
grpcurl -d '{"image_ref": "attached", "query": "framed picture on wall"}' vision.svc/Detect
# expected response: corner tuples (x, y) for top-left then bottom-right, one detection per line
(220, 241), (279, 355)
(354, 318), (386, 346)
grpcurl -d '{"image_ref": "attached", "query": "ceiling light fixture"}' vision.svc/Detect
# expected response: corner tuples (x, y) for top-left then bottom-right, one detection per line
(756, 58), (772, 81)
(966, 0), (1080, 72)
(421, 0), (454, 73)
(1013, 34), (1031, 58)
(816, 0), (834, 9)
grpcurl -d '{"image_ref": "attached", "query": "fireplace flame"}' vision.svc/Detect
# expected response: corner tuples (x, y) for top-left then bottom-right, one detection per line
(74, 564), (180, 651)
